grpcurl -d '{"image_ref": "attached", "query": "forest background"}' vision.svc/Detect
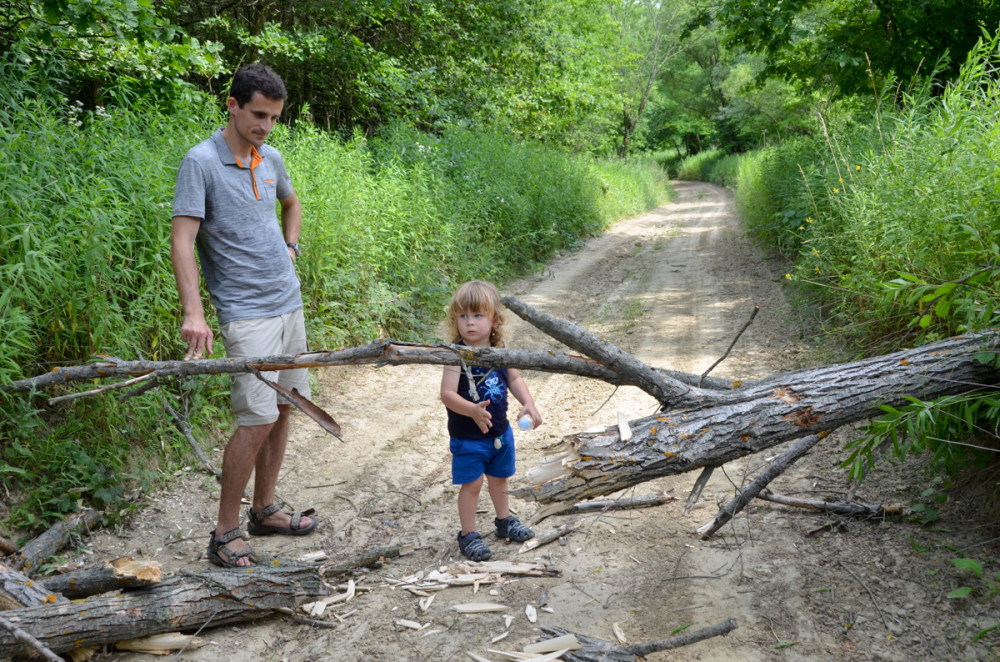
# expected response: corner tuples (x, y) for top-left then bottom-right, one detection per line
(2, 0), (1000, 558)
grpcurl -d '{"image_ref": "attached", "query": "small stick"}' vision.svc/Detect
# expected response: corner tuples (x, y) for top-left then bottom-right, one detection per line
(755, 491), (905, 518)
(838, 560), (889, 629)
(519, 519), (582, 553)
(48, 372), (158, 405)
(699, 305), (759, 387)
(684, 468), (714, 514)
(624, 617), (738, 656)
(560, 491), (676, 515)
(0, 614), (64, 662)
(698, 433), (824, 538)
(163, 399), (221, 479)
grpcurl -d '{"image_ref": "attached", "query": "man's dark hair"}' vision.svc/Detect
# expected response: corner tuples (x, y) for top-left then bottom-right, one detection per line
(230, 63), (287, 107)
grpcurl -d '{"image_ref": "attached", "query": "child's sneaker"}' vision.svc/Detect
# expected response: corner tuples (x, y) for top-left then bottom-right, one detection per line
(495, 515), (534, 543)
(457, 531), (492, 561)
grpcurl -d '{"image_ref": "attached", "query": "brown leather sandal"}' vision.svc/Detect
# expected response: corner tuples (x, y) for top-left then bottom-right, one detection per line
(207, 527), (257, 567)
(247, 503), (318, 536)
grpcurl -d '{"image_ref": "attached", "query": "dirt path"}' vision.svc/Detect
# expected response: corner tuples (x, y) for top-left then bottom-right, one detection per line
(88, 181), (998, 661)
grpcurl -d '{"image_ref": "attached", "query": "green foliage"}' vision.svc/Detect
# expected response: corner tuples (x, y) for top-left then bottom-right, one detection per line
(1, 0), (225, 108)
(0, 60), (671, 533)
(676, 148), (741, 189)
(698, 0), (1000, 98)
(732, 29), (1000, 486)
(181, 0), (621, 149)
(947, 557), (1000, 600)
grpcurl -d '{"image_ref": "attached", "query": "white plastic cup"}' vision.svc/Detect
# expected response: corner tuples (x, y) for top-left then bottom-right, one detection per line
(518, 415), (534, 431)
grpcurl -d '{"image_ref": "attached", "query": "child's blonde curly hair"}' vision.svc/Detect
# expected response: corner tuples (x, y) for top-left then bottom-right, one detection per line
(445, 280), (506, 347)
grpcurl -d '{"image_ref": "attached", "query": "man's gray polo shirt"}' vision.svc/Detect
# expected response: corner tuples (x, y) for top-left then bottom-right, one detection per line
(173, 128), (302, 324)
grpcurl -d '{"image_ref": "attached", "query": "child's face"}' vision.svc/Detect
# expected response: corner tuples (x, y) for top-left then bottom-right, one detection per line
(455, 307), (493, 347)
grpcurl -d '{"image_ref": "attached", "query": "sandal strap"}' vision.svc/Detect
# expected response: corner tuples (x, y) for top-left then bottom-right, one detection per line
(289, 512), (302, 530)
(213, 527), (245, 544)
(251, 503), (284, 523)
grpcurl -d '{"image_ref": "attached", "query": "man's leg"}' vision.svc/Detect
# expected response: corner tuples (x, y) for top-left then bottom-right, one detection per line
(214, 422), (274, 566)
(249, 403), (313, 531)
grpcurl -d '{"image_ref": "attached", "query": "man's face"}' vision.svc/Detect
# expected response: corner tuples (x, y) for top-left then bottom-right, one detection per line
(227, 91), (284, 148)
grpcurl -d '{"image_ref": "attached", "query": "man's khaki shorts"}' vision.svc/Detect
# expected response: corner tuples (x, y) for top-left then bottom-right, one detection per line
(219, 307), (310, 427)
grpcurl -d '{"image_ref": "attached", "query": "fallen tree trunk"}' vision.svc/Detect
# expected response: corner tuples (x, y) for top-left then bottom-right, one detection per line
(510, 332), (1000, 505)
(6, 299), (999, 525)
(0, 563), (327, 658)
(1, 563), (68, 609)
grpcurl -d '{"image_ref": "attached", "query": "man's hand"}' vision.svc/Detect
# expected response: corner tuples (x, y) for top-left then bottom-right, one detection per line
(181, 316), (213, 360)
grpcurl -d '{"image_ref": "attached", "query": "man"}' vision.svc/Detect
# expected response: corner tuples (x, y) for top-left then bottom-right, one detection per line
(171, 63), (316, 568)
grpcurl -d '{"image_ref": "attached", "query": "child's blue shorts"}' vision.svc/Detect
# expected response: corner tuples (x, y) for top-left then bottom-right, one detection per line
(450, 426), (516, 485)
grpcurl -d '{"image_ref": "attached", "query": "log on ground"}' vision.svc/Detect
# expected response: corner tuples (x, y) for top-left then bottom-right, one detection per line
(0, 563), (327, 657)
(511, 333), (1000, 505)
(10, 508), (101, 576)
(41, 558), (162, 600)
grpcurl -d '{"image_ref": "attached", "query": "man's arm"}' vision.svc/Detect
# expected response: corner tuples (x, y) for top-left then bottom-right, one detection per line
(170, 215), (213, 360)
(280, 192), (302, 262)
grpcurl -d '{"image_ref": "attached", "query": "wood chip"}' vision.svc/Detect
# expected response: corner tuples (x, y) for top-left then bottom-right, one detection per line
(612, 622), (627, 644)
(297, 550), (328, 563)
(504, 614), (514, 628)
(524, 633), (580, 654)
(525, 604), (537, 623)
(115, 633), (205, 653)
(467, 652), (493, 662)
(419, 594), (435, 612)
(396, 619), (423, 630)
(491, 631), (510, 643)
(617, 411), (633, 441)
(450, 602), (509, 613)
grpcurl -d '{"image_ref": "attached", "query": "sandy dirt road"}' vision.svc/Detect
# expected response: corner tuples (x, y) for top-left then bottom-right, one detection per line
(87, 180), (999, 662)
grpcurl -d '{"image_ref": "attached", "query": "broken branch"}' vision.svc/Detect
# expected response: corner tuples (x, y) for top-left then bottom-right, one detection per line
(698, 433), (824, 538)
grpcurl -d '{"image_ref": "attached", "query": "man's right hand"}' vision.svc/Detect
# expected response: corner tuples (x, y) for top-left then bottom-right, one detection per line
(181, 316), (213, 360)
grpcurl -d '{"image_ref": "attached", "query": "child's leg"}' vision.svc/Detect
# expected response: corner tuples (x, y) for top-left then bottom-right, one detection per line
(488, 474), (534, 542)
(486, 475), (510, 520)
(458, 475), (484, 535)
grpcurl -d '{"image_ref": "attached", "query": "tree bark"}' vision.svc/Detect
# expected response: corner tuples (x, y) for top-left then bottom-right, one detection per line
(510, 332), (1000, 505)
(11, 509), (101, 575)
(1, 563), (68, 610)
(40, 558), (162, 600)
(0, 563), (327, 658)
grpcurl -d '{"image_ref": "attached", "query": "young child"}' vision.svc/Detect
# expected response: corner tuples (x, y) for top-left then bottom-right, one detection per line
(441, 281), (542, 561)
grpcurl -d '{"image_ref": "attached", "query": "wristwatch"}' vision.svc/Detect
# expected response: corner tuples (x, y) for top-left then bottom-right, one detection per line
(286, 242), (301, 258)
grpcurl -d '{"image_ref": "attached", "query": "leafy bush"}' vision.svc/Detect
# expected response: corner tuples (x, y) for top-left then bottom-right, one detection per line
(730, 31), (1000, 484)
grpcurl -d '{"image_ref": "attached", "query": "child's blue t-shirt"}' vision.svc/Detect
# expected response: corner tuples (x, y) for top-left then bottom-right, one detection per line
(447, 365), (511, 440)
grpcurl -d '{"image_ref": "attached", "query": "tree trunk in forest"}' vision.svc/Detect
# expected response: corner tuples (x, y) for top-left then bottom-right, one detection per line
(0, 564), (327, 658)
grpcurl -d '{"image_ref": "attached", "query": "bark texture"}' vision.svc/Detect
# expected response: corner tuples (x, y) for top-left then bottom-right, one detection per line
(511, 333), (1000, 504)
(0, 563), (326, 657)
